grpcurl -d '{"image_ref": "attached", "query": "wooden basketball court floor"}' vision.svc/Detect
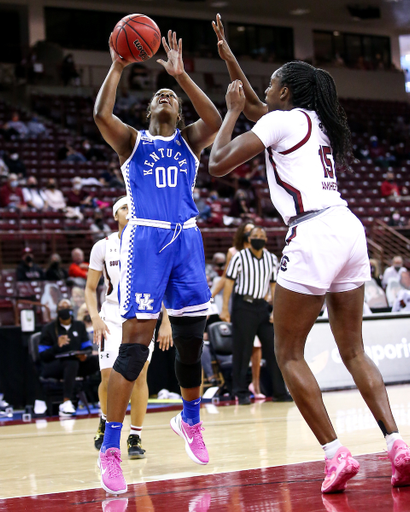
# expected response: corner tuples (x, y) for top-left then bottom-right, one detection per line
(1, 385), (410, 511)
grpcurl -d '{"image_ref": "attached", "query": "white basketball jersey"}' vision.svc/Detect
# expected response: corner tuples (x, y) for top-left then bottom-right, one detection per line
(89, 232), (120, 305)
(252, 108), (347, 225)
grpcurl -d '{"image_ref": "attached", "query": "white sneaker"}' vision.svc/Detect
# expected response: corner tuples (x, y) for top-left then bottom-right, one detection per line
(34, 400), (47, 415)
(59, 400), (76, 417)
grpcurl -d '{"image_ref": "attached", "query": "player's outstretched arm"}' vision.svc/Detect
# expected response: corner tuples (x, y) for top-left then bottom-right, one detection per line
(157, 30), (222, 156)
(94, 35), (136, 162)
(85, 268), (110, 346)
(212, 14), (267, 123)
(209, 80), (264, 177)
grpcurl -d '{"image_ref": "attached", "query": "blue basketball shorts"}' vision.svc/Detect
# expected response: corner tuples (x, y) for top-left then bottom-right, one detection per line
(119, 223), (211, 320)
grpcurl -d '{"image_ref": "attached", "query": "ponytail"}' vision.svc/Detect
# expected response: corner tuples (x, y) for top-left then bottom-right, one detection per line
(276, 61), (354, 169)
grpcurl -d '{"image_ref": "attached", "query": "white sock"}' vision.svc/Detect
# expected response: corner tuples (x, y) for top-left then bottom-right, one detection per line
(101, 413), (107, 421)
(130, 425), (142, 438)
(386, 432), (402, 452)
(322, 439), (343, 460)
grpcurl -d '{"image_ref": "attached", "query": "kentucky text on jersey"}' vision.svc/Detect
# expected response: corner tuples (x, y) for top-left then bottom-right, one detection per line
(122, 130), (199, 224)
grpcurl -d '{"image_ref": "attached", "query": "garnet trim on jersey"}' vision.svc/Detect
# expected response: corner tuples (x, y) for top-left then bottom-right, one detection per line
(278, 111), (312, 155)
(267, 148), (304, 215)
(286, 226), (297, 245)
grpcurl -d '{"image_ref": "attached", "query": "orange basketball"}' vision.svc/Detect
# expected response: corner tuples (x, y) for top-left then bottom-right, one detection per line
(111, 14), (161, 63)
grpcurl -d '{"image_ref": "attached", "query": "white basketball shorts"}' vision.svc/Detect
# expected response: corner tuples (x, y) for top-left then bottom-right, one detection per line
(277, 206), (371, 296)
(99, 301), (154, 371)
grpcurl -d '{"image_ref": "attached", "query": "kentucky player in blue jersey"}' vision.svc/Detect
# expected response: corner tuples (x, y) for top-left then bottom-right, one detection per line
(94, 30), (222, 494)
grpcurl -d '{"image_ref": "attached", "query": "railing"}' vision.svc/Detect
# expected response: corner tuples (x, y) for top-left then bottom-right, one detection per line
(370, 219), (410, 267)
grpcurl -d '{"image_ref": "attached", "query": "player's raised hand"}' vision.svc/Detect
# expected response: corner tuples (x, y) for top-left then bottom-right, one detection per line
(157, 30), (184, 77)
(226, 80), (245, 113)
(212, 14), (234, 62)
(108, 34), (130, 68)
(92, 316), (111, 346)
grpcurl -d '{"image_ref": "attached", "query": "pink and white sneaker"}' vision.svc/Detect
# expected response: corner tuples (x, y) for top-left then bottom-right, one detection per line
(98, 448), (127, 495)
(389, 439), (410, 487)
(321, 447), (360, 494)
(170, 412), (209, 465)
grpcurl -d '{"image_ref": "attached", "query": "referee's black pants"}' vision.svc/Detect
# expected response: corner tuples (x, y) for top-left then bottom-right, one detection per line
(231, 295), (287, 400)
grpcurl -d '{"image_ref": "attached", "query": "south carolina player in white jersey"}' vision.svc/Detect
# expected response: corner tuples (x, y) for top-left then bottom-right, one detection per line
(209, 14), (410, 495)
(85, 197), (172, 459)
(93, 30), (221, 494)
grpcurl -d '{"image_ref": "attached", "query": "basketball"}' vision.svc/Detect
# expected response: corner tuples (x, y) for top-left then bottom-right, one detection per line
(111, 14), (161, 63)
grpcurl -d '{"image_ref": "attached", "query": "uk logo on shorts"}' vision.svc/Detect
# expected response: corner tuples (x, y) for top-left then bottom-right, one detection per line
(135, 293), (154, 310)
(280, 255), (290, 272)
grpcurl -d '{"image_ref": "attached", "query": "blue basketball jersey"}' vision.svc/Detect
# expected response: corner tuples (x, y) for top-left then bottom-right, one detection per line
(121, 129), (199, 224)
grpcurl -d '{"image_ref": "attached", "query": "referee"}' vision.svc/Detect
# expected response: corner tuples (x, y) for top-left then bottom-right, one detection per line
(220, 226), (291, 405)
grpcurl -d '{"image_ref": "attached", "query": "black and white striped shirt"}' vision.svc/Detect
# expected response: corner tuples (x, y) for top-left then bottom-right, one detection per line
(226, 248), (278, 299)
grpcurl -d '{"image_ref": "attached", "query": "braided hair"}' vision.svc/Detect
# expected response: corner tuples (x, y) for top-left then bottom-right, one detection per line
(276, 61), (353, 169)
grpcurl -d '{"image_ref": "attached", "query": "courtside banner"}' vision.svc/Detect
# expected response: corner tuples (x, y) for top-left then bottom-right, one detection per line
(305, 313), (410, 390)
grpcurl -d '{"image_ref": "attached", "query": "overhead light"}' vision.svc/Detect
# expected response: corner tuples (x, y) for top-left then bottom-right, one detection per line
(333, 31), (340, 36)
(237, 26), (246, 32)
(290, 8), (310, 15)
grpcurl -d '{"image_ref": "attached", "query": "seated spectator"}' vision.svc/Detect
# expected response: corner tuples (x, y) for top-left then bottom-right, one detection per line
(66, 177), (93, 208)
(365, 260), (388, 309)
(16, 247), (45, 281)
(369, 258), (383, 288)
(193, 187), (211, 220)
(38, 299), (98, 417)
(90, 210), (111, 242)
(207, 190), (224, 227)
(45, 253), (68, 281)
(0, 173), (26, 209)
(27, 116), (48, 138)
(100, 161), (124, 189)
(229, 188), (251, 218)
(0, 121), (20, 141)
(22, 176), (47, 210)
(57, 142), (86, 162)
(42, 178), (66, 211)
(41, 282), (62, 320)
(4, 153), (26, 178)
(71, 286), (86, 318)
(68, 248), (89, 286)
(81, 139), (105, 162)
(61, 53), (80, 86)
(6, 112), (29, 139)
(387, 209), (405, 228)
(382, 255), (407, 289)
(391, 271), (410, 312)
(380, 171), (400, 200)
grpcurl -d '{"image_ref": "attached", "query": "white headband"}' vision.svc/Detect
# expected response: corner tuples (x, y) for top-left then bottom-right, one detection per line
(112, 197), (128, 218)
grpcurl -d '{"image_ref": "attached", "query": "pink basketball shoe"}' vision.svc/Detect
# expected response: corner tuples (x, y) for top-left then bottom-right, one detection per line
(98, 448), (127, 495)
(321, 447), (360, 494)
(170, 412), (209, 465)
(389, 440), (410, 487)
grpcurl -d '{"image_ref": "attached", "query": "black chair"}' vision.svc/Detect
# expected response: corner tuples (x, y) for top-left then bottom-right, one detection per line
(28, 332), (91, 416)
(207, 322), (234, 395)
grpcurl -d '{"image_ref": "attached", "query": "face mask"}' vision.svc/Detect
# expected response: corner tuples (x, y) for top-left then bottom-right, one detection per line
(83, 314), (91, 323)
(370, 266), (375, 275)
(83, 143), (91, 150)
(28, 184), (36, 189)
(243, 232), (251, 242)
(47, 184), (56, 189)
(193, 192), (200, 200)
(73, 184), (81, 191)
(394, 266), (402, 272)
(392, 214), (400, 221)
(10, 181), (18, 188)
(24, 255), (33, 264)
(250, 239), (266, 251)
(210, 194), (217, 200)
(58, 308), (73, 321)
